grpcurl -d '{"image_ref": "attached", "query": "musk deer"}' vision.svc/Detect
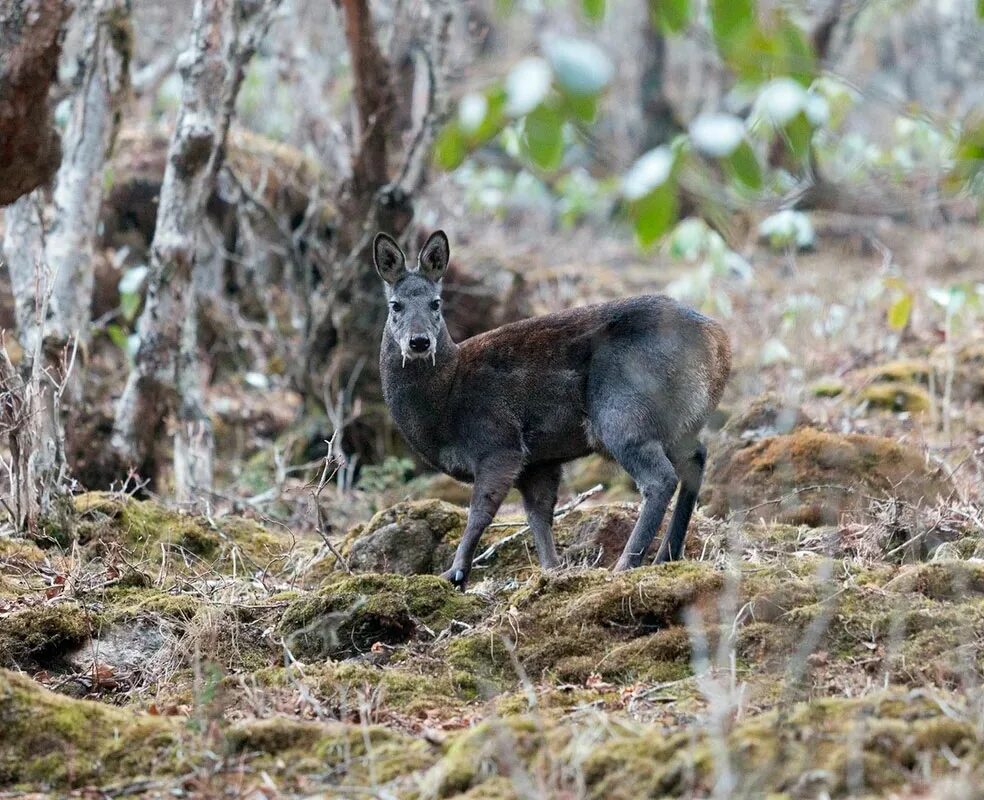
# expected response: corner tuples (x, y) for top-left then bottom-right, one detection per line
(374, 230), (731, 588)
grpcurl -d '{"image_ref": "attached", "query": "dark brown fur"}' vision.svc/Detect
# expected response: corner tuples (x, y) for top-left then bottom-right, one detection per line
(374, 231), (731, 587)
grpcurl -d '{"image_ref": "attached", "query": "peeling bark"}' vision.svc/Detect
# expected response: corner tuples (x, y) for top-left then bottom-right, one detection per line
(1, 0), (128, 522)
(110, 0), (279, 494)
(0, 0), (72, 206)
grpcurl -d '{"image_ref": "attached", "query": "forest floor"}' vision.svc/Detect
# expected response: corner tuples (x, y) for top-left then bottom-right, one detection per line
(2, 213), (984, 798)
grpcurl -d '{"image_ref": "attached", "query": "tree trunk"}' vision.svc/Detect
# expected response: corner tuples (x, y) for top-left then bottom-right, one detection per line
(110, 0), (278, 493)
(0, 0), (129, 526)
(300, 1), (453, 447)
(638, 7), (681, 154)
(0, 0), (72, 206)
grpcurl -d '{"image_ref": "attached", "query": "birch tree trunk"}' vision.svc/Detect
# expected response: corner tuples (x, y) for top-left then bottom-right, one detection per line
(0, 0), (129, 530)
(110, 0), (278, 498)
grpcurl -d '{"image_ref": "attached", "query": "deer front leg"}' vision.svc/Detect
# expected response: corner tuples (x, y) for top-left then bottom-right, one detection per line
(442, 452), (521, 589)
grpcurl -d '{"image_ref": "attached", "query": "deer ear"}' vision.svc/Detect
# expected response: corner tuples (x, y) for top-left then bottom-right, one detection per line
(373, 232), (406, 284)
(418, 230), (449, 282)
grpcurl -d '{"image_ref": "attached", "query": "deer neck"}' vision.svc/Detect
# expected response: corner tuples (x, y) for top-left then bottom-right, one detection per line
(380, 325), (459, 455)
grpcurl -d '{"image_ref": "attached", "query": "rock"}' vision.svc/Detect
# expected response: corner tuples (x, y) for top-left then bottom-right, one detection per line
(65, 618), (166, 677)
(279, 573), (484, 661)
(704, 425), (953, 526)
(554, 504), (637, 568)
(342, 500), (467, 575)
(563, 454), (636, 499)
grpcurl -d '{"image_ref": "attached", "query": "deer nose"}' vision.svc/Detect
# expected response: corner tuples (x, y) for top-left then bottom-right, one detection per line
(409, 335), (431, 353)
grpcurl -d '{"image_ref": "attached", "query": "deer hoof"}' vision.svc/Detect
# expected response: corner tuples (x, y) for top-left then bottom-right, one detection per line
(441, 567), (468, 589)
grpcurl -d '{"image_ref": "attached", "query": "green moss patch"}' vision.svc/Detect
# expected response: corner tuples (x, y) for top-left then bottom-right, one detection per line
(280, 573), (487, 660)
(74, 492), (291, 574)
(704, 427), (952, 525)
(0, 604), (91, 669)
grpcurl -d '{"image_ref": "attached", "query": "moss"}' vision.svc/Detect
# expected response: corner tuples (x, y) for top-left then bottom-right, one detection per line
(859, 381), (931, 412)
(811, 376), (845, 397)
(443, 565), (723, 687)
(883, 561), (984, 600)
(225, 717), (324, 755)
(0, 604), (90, 668)
(73, 493), (291, 574)
(704, 427), (952, 525)
(280, 573), (486, 660)
(99, 587), (205, 623)
(0, 668), (189, 788)
(861, 359), (932, 385)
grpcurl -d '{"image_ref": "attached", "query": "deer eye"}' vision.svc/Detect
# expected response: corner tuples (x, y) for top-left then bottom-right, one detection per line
(430, 299), (441, 311)
(390, 301), (404, 313)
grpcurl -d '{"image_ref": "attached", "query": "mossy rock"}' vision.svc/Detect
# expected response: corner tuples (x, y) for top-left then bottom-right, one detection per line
(0, 604), (90, 669)
(251, 660), (481, 716)
(446, 565), (722, 686)
(327, 499), (468, 576)
(73, 493), (290, 574)
(883, 561), (984, 600)
(704, 427), (952, 525)
(0, 668), (189, 788)
(719, 393), (813, 440)
(0, 669), (434, 792)
(225, 714), (437, 784)
(858, 380), (931, 412)
(562, 454), (636, 499)
(418, 691), (982, 799)
(811, 376), (846, 397)
(860, 358), (933, 385)
(279, 573), (486, 660)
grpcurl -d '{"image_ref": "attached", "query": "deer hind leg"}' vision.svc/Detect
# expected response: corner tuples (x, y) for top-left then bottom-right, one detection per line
(656, 440), (707, 563)
(516, 462), (562, 570)
(608, 436), (679, 571)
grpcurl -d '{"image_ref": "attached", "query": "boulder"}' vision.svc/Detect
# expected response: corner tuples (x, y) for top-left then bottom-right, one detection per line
(704, 424), (953, 526)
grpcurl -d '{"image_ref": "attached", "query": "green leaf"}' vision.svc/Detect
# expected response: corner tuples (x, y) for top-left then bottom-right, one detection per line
(777, 19), (815, 86)
(564, 93), (598, 123)
(710, 0), (755, 54)
(120, 292), (141, 323)
(522, 105), (565, 170)
(946, 111), (984, 190)
(544, 36), (614, 97)
(632, 180), (678, 247)
(106, 324), (128, 352)
(782, 111), (814, 162)
(434, 88), (507, 170)
(434, 123), (468, 170)
(725, 140), (762, 190)
(651, 0), (690, 33)
(582, 0), (605, 22)
(978, 0), (983, 18)
(887, 293), (913, 331)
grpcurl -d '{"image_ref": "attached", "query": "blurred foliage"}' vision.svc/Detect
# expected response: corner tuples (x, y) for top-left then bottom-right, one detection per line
(436, 0), (984, 246)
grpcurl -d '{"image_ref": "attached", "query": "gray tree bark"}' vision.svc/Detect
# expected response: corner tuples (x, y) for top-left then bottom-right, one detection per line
(0, 0), (129, 530)
(110, 0), (279, 498)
